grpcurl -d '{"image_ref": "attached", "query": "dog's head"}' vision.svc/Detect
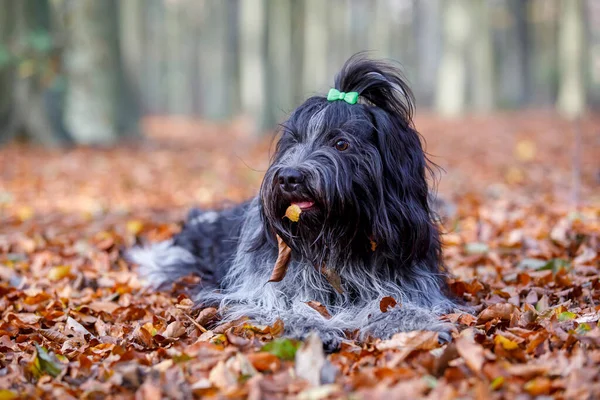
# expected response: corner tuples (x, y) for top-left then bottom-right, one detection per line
(260, 55), (440, 270)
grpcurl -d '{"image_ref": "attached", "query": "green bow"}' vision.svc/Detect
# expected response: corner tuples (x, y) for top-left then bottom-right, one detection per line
(327, 88), (359, 104)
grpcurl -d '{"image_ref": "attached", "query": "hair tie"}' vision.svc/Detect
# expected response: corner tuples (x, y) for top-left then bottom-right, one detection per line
(327, 88), (359, 105)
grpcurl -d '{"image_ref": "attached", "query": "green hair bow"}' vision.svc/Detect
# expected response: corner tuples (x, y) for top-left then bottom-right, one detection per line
(327, 88), (359, 104)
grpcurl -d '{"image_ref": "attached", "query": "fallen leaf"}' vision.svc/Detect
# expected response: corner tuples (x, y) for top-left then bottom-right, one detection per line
(478, 303), (517, 323)
(306, 301), (332, 319)
(163, 321), (186, 339)
(87, 301), (120, 314)
(0, 390), (18, 400)
(246, 352), (281, 372)
(295, 332), (326, 387)
(208, 360), (237, 390)
(267, 235), (291, 283)
(29, 344), (65, 379)
(489, 376), (504, 390)
(39, 329), (68, 344)
(321, 266), (344, 294)
(494, 335), (519, 350)
(524, 377), (551, 396)
(455, 332), (485, 374)
(48, 265), (71, 281)
(379, 296), (398, 313)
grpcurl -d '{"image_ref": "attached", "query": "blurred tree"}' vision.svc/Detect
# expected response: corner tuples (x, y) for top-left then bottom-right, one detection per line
(471, 0), (495, 112)
(303, 0), (328, 94)
(415, 0), (442, 105)
(239, 0), (267, 132)
(557, 0), (585, 118)
(0, 0), (69, 145)
(435, 0), (470, 116)
(266, 0), (294, 125)
(62, 0), (139, 145)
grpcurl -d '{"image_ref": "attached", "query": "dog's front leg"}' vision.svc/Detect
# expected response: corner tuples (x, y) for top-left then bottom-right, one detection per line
(362, 303), (455, 343)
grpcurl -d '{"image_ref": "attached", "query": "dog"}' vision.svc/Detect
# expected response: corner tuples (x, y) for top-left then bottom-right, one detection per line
(130, 55), (457, 348)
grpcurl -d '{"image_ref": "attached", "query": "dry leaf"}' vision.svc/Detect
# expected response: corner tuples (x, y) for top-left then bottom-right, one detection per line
(478, 303), (517, 323)
(48, 265), (71, 281)
(321, 266), (344, 294)
(295, 333), (326, 387)
(379, 296), (398, 313)
(306, 301), (332, 319)
(284, 204), (302, 222)
(455, 332), (485, 374)
(163, 321), (186, 339)
(247, 352), (281, 372)
(268, 235), (292, 283)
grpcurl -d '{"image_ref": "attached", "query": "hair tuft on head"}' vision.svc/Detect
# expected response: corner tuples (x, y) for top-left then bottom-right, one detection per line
(333, 53), (415, 127)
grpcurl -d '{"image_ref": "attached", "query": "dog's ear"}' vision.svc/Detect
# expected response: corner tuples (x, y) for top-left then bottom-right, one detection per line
(335, 54), (439, 266)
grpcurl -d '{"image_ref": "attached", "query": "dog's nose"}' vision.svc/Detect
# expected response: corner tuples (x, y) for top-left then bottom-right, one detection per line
(278, 168), (304, 192)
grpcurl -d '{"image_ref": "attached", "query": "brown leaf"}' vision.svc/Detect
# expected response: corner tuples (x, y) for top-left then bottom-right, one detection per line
(378, 330), (440, 365)
(268, 235), (291, 283)
(39, 329), (68, 344)
(196, 307), (218, 326)
(477, 303), (517, 323)
(163, 321), (186, 339)
(133, 326), (154, 348)
(379, 297), (397, 313)
(208, 360), (238, 390)
(455, 331), (485, 374)
(321, 267), (344, 294)
(524, 377), (552, 396)
(306, 301), (332, 319)
(87, 301), (119, 314)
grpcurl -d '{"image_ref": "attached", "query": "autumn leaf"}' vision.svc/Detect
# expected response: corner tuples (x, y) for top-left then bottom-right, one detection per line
(0, 390), (18, 400)
(494, 335), (519, 350)
(267, 235), (291, 283)
(246, 352), (281, 372)
(306, 301), (332, 319)
(284, 204), (302, 222)
(28, 344), (65, 379)
(48, 265), (71, 281)
(478, 303), (517, 323)
(455, 332), (485, 374)
(295, 333), (327, 387)
(379, 296), (398, 313)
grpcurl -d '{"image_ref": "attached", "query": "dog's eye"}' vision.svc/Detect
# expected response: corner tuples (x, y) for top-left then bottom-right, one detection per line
(334, 139), (349, 152)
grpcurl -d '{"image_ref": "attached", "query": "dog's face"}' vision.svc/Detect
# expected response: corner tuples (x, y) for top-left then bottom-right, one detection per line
(259, 58), (440, 271)
(260, 100), (379, 264)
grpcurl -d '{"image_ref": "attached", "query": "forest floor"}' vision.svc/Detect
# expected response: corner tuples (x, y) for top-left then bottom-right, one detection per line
(0, 111), (599, 399)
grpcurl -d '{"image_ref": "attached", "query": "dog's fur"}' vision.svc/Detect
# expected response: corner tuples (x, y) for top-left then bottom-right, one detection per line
(130, 55), (457, 348)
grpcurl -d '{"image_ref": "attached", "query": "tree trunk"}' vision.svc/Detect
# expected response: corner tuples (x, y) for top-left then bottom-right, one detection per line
(302, 0), (329, 94)
(470, 0), (495, 112)
(239, 0), (268, 133)
(63, 0), (139, 145)
(266, 0), (294, 125)
(557, 0), (585, 118)
(2, 0), (69, 146)
(414, 0), (442, 106)
(435, 0), (470, 117)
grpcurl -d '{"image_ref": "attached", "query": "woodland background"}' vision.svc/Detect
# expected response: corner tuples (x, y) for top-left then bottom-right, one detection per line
(1, 1), (600, 399)
(0, 0), (598, 144)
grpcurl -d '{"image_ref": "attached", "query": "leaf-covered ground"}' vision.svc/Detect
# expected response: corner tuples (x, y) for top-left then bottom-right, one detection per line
(1, 113), (599, 399)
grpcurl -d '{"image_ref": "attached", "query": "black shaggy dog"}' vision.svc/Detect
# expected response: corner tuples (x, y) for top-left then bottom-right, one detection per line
(131, 55), (457, 348)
